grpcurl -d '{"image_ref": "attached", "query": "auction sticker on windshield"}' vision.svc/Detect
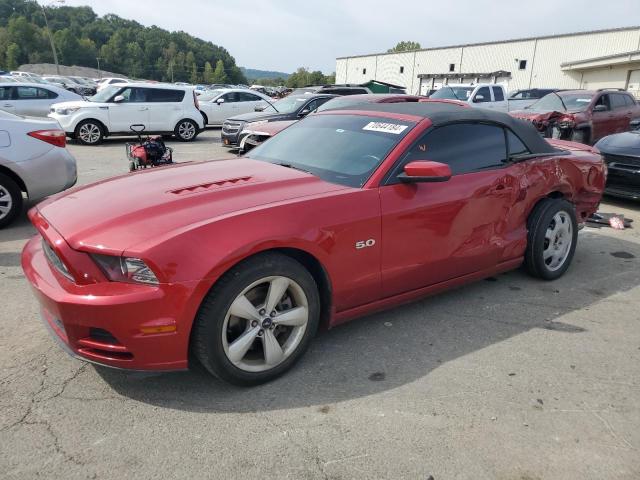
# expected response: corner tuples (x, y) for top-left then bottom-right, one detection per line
(363, 122), (409, 135)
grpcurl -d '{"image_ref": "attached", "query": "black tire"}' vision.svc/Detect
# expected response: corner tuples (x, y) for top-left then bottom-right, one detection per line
(75, 120), (104, 145)
(525, 198), (578, 280)
(570, 128), (588, 144)
(128, 160), (136, 172)
(192, 252), (320, 386)
(174, 119), (199, 142)
(0, 173), (23, 229)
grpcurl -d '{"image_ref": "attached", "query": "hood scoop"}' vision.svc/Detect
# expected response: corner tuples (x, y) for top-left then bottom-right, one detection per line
(169, 176), (253, 195)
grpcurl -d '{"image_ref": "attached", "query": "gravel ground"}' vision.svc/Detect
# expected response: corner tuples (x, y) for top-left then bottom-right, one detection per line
(1, 128), (639, 480)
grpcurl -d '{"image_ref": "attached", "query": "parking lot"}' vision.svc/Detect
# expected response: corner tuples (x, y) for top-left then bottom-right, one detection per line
(1, 128), (639, 479)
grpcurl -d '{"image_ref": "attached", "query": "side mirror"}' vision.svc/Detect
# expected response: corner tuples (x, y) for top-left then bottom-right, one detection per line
(299, 108), (311, 117)
(473, 94), (485, 103)
(593, 104), (607, 112)
(254, 104), (266, 112)
(216, 98), (225, 104)
(398, 161), (452, 183)
(113, 95), (125, 103)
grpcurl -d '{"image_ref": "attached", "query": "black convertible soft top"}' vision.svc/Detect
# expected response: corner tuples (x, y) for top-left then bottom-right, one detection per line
(335, 102), (562, 155)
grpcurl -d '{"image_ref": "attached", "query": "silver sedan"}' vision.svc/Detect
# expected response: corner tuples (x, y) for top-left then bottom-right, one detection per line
(0, 110), (77, 228)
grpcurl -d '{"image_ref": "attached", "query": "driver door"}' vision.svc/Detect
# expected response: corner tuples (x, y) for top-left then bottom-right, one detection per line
(379, 123), (525, 297)
(208, 92), (241, 124)
(107, 87), (151, 133)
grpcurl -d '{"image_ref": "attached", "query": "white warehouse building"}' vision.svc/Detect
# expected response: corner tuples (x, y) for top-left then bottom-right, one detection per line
(336, 26), (640, 97)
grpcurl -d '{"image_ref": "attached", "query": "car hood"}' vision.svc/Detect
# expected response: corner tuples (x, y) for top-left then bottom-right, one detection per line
(595, 131), (640, 154)
(228, 110), (293, 123)
(244, 120), (297, 136)
(35, 158), (349, 254)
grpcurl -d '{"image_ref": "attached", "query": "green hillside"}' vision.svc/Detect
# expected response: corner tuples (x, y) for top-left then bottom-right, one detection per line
(241, 67), (290, 81)
(0, 0), (247, 83)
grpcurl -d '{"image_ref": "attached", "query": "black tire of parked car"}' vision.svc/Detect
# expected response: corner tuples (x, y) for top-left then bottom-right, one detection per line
(174, 119), (200, 142)
(524, 198), (578, 280)
(570, 128), (589, 144)
(74, 120), (104, 145)
(0, 173), (23, 229)
(191, 252), (321, 386)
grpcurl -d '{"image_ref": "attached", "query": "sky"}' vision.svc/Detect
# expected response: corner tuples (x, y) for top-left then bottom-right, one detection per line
(59, 0), (640, 74)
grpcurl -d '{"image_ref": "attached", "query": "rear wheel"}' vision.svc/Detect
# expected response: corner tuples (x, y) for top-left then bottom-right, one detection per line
(525, 198), (578, 280)
(75, 120), (104, 145)
(175, 119), (199, 142)
(192, 253), (320, 386)
(0, 173), (23, 229)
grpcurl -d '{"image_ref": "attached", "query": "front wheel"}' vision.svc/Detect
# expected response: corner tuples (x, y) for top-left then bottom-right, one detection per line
(525, 198), (578, 280)
(75, 120), (104, 145)
(175, 119), (199, 142)
(0, 173), (23, 229)
(192, 253), (320, 386)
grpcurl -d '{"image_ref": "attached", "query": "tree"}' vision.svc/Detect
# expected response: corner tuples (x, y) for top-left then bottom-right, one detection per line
(5, 43), (20, 70)
(203, 61), (214, 83)
(387, 41), (421, 53)
(211, 59), (227, 84)
(189, 63), (199, 84)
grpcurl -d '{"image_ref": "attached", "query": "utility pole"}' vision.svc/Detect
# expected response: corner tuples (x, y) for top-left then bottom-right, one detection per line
(96, 57), (102, 78)
(38, 0), (65, 75)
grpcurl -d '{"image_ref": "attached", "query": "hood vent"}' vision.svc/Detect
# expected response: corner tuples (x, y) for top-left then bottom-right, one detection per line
(169, 176), (253, 195)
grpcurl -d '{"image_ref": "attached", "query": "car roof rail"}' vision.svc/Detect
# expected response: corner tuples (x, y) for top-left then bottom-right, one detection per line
(596, 88), (626, 92)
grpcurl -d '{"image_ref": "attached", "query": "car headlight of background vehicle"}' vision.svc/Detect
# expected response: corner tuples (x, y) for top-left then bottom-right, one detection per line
(91, 254), (159, 285)
(55, 107), (81, 115)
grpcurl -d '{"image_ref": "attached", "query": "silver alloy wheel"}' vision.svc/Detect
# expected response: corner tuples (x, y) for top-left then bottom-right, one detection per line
(543, 211), (573, 272)
(178, 121), (196, 140)
(0, 185), (13, 220)
(78, 123), (101, 144)
(222, 276), (309, 373)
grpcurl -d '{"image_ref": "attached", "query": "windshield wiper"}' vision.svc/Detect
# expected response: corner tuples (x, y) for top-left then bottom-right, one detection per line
(274, 162), (313, 175)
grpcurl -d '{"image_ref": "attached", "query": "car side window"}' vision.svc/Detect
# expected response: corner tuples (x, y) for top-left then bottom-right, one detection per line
(15, 86), (42, 99)
(117, 88), (148, 103)
(492, 86), (504, 101)
(400, 123), (508, 176)
(0, 86), (12, 100)
(302, 99), (320, 112)
(610, 93), (627, 109)
(594, 94), (611, 111)
(238, 92), (262, 102)
(148, 89), (185, 102)
(506, 129), (530, 157)
(474, 86), (491, 103)
(222, 92), (239, 103)
(624, 94), (637, 106)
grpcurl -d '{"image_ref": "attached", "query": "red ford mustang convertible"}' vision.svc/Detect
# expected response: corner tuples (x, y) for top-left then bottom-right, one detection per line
(22, 102), (605, 385)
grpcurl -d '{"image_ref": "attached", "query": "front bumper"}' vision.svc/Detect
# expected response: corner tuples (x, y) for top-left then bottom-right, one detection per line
(603, 154), (640, 201)
(21, 234), (196, 371)
(221, 120), (245, 146)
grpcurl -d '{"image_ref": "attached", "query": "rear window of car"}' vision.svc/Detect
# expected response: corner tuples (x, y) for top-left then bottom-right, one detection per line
(624, 94), (637, 106)
(147, 89), (185, 102)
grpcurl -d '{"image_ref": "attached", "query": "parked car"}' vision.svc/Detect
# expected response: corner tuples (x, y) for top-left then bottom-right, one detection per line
(49, 83), (204, 145)
(96, 77), (131, 91)
(199, 88), (273, 126)
(22, 102), (604, 385)
(508, 88), (563, 109)
(429, 83), (509, 110)
(0, 109), (77, 228)
(41, 76), (83, 95)
(510, 89), (640, 144)
(10, 71), (40, 79)
(0, 82), (82, 117)
(67, 76), (98, 95)
(238, 93), (426, 152)
(221, 93), (336, 147)
(290, 85), (372, 96)
(595, 130), (640, 200)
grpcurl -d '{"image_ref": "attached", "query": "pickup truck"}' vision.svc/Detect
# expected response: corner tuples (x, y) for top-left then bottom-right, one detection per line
(429, 84), (559, 112)
(510, 89), (640, 145)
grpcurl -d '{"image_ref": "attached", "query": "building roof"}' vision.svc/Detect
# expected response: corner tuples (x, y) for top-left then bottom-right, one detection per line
(561, 50), (640, 70)
(337, 25), (640, 60)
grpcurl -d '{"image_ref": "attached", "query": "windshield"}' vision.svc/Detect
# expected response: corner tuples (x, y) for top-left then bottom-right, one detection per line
(430, 86), (474, 101)
(246, 114), (415, 187)
(528, 92), (593, 112)
(268, 96), (308, 113)
(89, 85), (120, 103)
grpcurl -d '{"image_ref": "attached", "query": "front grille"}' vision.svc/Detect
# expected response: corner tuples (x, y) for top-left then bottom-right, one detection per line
(223, 121), (243, 134)
(602, 153), (640, 169)
(42, 238), (73, 281)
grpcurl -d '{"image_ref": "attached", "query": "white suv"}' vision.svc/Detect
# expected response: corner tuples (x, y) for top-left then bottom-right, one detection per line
(49, 83), (204, 145)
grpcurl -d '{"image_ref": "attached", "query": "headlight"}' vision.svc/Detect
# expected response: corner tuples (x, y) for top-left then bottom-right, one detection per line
(91, 254), (159, 285)
(56, 107), (80, 115)
(42, 239), (74, 281)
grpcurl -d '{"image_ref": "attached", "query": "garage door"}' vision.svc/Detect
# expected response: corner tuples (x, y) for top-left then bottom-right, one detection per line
(629, 70), (640, 99)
